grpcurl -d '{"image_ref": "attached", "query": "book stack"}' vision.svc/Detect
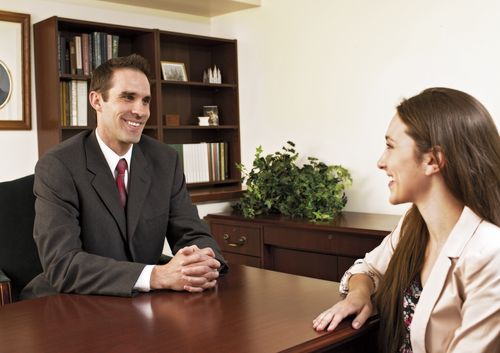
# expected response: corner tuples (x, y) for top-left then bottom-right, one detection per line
(58, 31), (120, 75)
(59, 80), (88, 126)
(169, 142), (228, 184)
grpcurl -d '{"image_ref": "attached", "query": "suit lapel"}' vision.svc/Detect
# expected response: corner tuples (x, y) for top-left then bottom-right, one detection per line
(85, 131), (127, 240)
(411, 207), (483, 353)
(126, 145), (151, 249)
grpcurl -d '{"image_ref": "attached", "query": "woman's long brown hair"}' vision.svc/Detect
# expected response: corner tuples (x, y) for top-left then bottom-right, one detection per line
(374, 87), (500, 353)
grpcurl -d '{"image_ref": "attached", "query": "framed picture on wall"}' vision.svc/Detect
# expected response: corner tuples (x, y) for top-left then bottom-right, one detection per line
(161, 61), (188, 81)
(0, 10), (31, 130)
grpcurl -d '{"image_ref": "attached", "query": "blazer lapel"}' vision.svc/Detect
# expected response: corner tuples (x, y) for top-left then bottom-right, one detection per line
(411, 207), (483, 353)
(126, 145), (151, 252)
(85, 131), (127, 240)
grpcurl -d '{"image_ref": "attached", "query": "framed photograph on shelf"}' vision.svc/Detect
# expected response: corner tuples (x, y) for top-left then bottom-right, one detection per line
(203, 105), (219, 126)
(161, 61), (188, 82)
(0, 10), (31, 130)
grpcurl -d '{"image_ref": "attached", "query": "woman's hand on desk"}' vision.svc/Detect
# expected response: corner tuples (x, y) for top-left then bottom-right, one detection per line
(312, 274), (374, 332)
(150, 245), (221, 292)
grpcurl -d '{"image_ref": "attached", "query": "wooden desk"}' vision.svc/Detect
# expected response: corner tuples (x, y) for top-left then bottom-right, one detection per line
(206, 211), (400, 282)
(0, 266), (377, 353)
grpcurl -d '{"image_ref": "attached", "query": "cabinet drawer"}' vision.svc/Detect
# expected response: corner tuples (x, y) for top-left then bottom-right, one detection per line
(211, 223), (261, 257)
(267, 247), (338, 281)
(263, 226), (382, 258)
(222, 252), (262, 268)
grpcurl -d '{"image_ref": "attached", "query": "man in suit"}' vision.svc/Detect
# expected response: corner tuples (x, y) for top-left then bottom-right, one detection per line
(22, 54), (226, 298)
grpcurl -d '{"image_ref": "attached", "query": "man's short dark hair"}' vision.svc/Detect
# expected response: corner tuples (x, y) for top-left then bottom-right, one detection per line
(90, 53), (151, 101)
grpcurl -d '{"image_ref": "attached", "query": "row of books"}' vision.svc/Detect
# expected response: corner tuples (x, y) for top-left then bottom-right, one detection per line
(169, 143), (228, 184)
(58, 31), (120, 76)
(60, 80), (88, 126)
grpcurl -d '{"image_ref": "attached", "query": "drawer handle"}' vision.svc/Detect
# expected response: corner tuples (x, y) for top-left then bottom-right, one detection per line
(223, 234), (247, 247)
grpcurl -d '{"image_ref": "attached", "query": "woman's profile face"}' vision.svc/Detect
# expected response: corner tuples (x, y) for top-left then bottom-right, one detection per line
(377, 115), (432, 205)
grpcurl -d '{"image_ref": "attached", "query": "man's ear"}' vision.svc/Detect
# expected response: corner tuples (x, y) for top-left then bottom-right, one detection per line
(89, 91), (102, 112)
(423, 146), (445, 176)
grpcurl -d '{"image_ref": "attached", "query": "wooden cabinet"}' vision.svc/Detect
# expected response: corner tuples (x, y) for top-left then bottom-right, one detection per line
(205, 211), (401, 282)
(33, 16), (243, 203)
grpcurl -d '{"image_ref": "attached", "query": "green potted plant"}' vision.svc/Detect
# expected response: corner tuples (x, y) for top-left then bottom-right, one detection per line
(233, 141), (352, 222)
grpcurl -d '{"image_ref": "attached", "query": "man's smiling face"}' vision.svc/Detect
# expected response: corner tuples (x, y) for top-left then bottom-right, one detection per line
(95, 68), (151, 155)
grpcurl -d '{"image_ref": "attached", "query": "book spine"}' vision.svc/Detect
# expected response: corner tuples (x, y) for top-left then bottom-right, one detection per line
(220, 142), (226, 181)
(93, 32), (100, 68)
(81, 33), (90, 76)
(58, 32), (63, 74)
(107, 34), (112, 60)
(69, 38), (76, 75)
(112, 35), (119, 58)
(70, 80), (78, 126)
(76, 81), (88, 126)
(75, 36), (83, 76)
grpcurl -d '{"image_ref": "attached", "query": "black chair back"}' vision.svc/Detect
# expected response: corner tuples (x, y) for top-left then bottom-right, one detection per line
(0, 175), (43, 301)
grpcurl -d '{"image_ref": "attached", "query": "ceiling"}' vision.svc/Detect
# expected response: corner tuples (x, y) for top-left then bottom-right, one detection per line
(96, 0), (260, 17)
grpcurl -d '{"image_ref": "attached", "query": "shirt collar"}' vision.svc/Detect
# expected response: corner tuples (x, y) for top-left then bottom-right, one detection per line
(95, 129), (133, 176)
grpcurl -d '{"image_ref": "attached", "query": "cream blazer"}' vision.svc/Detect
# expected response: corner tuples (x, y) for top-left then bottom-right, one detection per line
(340, 207), (500, 353)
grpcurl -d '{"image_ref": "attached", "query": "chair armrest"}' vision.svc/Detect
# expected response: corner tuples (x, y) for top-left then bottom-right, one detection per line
(0, 269), (12, 306)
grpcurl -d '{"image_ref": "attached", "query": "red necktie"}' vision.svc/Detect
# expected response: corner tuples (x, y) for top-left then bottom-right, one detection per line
(116, 158), (128, 208)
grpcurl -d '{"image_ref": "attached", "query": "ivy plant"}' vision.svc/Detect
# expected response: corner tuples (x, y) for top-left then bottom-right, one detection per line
(233, 141), (352, 222)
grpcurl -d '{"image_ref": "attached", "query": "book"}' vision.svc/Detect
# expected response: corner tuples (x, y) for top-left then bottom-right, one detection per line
(81, 33), (90, 76)
(112, 35), (119, 58)
(70, 81), (78, 126)
(76, 80), (88, 126)
(69, 38), (76, 75)
(75, 36), (83, 75)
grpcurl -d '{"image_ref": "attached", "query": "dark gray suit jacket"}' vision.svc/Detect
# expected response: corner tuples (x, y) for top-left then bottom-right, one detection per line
(22, 130), (226, 298)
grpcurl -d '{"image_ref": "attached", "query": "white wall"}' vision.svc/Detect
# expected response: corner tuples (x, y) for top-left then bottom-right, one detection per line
(211, 0), (500, 215)
(2, 0), (500, 217)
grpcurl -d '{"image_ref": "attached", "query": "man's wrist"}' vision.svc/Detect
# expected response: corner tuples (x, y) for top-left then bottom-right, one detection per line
(134, 265), (154, 292)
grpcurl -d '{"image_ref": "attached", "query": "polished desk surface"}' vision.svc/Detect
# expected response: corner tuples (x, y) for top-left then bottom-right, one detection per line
(0, 266), (377, 353)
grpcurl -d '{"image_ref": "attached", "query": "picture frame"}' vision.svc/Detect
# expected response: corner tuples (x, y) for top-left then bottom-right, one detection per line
(203, 105), (219, 126)
(0, 10), (31, 130)
(161, 61), (188, 82)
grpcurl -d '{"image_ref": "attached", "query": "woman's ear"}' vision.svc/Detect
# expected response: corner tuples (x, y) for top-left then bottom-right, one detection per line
(423, 146), (445, 176)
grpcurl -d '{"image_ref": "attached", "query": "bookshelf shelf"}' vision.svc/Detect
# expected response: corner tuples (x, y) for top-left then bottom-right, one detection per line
(163, 125), (238, 130)
(162, 80), (237, 88)
(33, 16), (243, 203)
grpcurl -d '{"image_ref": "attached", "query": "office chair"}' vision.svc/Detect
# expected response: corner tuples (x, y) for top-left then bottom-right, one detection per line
(0, 174), (43, 305)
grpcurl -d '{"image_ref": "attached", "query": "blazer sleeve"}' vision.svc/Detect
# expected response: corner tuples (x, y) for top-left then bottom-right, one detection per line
(163, 150), (228, 272)
(34, 154), (145, 297)
(339, 215), (404, 295)
(445, 223), (500, 353)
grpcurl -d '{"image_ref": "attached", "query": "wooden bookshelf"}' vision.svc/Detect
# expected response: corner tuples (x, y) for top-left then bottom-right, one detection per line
(33, 16), (243, 203)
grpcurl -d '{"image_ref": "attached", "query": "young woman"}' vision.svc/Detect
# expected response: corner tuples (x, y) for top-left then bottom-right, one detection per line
(312, 87), (500, 353)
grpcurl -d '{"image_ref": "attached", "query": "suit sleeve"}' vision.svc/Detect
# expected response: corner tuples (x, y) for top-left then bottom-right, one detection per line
(164, 150), (228, 272)
(34, 154), (145, 296)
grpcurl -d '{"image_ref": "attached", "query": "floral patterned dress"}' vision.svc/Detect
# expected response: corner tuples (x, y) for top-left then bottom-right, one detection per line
(400, 275), (423, 353)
